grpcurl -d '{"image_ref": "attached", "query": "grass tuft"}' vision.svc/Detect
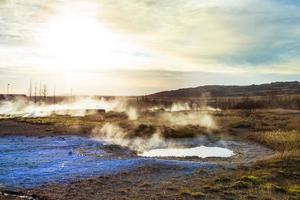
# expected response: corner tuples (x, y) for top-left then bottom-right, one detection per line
(179, 188), (205, 198)
(231, 181), (251, 189)
(288, 185), (300, 197)
(262, 183), (286, 193)
(240, 175), (261, 185)
(249, 130), (300, 160)
(215, 176), (231, 184)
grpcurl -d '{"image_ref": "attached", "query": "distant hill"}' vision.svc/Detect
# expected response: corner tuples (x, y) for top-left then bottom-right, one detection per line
(149, 81), (300, 98)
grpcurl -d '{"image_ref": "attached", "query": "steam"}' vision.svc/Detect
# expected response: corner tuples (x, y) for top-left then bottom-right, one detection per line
(1, 96), (221, 153)
(0, 97), (220, 132)
(126, 107), (138, 120)
(149, 102), (221, 112)
(92, 123), (173, 152)
(158, 112), (216, 128)
(170, 102), (191, 111)
(90, 99), (218, 152)
(148, 103), (191, 112)
(0, 97), (138, 120)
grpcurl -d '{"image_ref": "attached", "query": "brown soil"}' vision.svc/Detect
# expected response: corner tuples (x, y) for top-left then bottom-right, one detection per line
(1, 109), (299, 200)
(0, 120), (87, 136)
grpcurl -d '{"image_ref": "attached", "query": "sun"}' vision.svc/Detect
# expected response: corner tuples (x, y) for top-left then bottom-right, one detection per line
(41, 2), (124, 72)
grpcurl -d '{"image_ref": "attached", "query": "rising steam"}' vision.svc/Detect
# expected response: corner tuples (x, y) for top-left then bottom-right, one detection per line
(0, 97), (138, 120)
(149, 102), (221, 112)
(1, 96), (221, 153)
(92, 123), (173, 152)
(158, 112), (217, 128)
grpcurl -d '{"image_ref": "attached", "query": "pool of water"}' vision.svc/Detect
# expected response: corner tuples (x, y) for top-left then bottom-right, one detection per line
(140, 146), (234, 158)
(0, 136), (221, 189)
(0, 136), (140, 188)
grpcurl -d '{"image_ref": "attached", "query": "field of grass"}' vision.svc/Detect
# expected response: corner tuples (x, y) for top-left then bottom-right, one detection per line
(2, 108), (300, 199)
(249, 130), (300, 160)
(192, 129), (300, 200)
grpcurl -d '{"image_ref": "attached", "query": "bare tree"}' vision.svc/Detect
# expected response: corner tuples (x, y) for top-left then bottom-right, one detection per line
(29, 79), (32, 101)
(34, 83), (37, 103)
(39, 82), (42, 102)
(42, 84), (48, 101)
(53, 86), (56, 104)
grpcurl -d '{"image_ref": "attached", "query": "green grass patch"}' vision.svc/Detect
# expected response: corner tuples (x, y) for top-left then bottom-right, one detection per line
(240, 175), (261, 185)
(231, 181), (251, 189)
(262, 183), (286, 193)
(288, 185), (300, 196)
(215, 176), (231, 184)
(179, 188), (205, 198)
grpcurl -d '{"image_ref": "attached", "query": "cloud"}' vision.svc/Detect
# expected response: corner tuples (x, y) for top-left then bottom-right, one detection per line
(0, 0), (57, 44)
(1, 0), (300, 73)
(98, 0), (300, 72)
(0, 0), (299, 95)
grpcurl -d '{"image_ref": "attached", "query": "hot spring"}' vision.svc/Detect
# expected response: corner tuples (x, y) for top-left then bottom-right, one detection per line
(140, 146), (234, 158)
(0, 136), (234, 189)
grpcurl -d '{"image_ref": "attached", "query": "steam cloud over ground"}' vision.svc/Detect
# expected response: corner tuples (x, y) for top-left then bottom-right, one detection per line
(0, 97), (138, 119)
(92, 123), (171, 152)
(0, 97), (220, 120)
(0, 97), (220, 153)
(158, 112), (216, 128)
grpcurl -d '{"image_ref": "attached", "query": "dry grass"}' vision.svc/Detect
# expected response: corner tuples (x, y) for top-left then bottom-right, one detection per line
(1, 109), (300, 200)
(249, 130), (300, 160)
(178, 188), (205, 198)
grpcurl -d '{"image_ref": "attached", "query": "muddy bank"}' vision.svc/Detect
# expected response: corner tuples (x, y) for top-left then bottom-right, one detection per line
(0, 120), (89, 136)
(2, 163), (219, 200)
(0, 115), (281, 200)
(0, 119), (275, 166)
(4, 158), (299, 200)
(1, 136), (225, 189)
(0, 135), (275, 200)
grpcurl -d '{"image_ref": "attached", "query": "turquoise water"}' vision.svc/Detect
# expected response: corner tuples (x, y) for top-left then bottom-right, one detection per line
(0, 136), (214, 189)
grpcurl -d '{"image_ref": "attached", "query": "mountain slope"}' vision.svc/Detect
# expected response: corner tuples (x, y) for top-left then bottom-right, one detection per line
(149, 81), (300, 97)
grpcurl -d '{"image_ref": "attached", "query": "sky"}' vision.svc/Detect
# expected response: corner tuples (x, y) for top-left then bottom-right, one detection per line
(0, 0), (299, 95)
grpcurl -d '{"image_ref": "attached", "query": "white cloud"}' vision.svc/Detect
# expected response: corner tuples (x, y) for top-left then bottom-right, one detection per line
(0, 0), (299, 95)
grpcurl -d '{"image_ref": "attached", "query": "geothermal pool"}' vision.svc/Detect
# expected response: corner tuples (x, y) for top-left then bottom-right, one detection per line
(0, 136), (233, 189)
(140, 146), (234, 158)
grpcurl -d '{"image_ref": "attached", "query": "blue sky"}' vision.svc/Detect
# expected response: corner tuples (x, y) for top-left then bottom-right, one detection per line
(0, 0), (299, 95)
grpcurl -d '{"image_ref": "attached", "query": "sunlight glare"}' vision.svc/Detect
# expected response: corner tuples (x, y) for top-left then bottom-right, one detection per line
(41, 2), (126, 71)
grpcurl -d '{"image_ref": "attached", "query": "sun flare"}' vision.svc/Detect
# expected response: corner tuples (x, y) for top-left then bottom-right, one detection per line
(41, 2), (125, 72)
